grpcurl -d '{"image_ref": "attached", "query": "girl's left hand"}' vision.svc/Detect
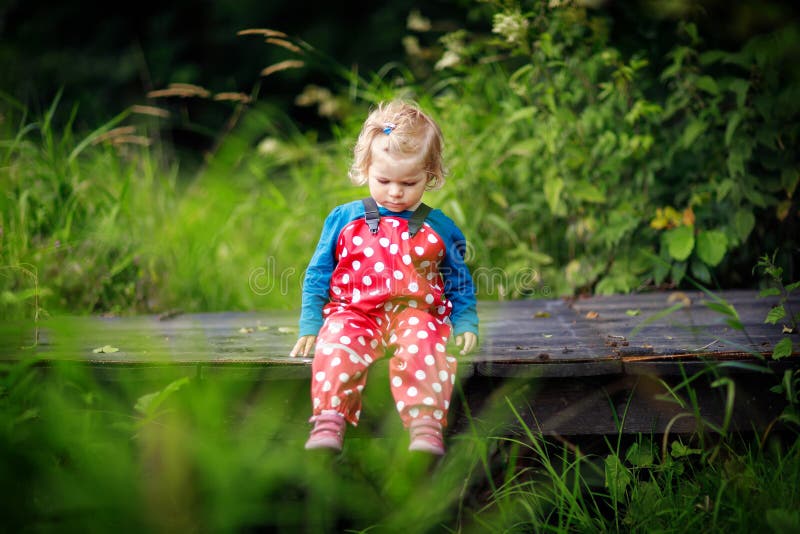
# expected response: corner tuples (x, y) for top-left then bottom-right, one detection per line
(455, 332), (478, 355)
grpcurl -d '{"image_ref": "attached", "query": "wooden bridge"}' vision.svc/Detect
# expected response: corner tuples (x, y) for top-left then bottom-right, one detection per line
(2, 289), (798, 436)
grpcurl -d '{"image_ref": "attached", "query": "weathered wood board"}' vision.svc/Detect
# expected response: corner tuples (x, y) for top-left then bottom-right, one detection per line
(2, 290), (797, 435)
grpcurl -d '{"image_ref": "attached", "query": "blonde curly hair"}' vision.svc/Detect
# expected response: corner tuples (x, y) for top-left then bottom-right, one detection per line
(349, 100), (446, 191)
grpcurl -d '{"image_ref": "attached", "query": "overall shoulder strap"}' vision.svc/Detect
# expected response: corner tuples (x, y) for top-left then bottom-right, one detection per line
(362, 197), (380, 234)
(408, 203), (432, 237)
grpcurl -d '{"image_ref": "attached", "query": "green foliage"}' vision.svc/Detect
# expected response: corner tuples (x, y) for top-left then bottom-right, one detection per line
(2, 1), (799, 319)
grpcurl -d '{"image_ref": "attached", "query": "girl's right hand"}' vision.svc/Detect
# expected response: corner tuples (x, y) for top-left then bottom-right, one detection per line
(290, 335), (317, 357)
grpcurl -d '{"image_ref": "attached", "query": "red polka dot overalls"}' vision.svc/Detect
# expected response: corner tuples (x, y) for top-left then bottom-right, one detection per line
(310, 201), (458, 428)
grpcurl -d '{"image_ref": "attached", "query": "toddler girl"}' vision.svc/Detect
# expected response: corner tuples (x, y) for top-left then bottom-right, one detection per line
(290, 100), (478, 455)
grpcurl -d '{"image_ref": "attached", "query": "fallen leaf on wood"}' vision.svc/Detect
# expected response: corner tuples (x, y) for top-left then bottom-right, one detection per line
(783, 325), (794, 334)
(92, 345), (119, 354)
(533, 311), (551, 318)
(239, 327), (254, 334)
(626, 309), (641, 317)
(586, 311), (599, 319)
(667, 291), (691, 307)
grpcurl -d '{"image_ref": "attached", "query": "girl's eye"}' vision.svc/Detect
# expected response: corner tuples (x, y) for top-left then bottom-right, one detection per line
(404, 181), (419, 187)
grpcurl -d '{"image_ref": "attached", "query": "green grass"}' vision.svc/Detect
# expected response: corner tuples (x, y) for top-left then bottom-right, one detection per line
(1, 356), (798, 532)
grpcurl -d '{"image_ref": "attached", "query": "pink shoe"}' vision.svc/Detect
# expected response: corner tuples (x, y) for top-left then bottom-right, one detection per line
(408, 418), (445, 455)
(305, 413), (346, 451)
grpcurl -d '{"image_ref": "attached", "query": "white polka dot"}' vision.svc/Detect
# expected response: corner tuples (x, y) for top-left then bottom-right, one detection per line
(424, 354), (435, 365)
(379, 237), (390, 248)
(417, 331), (429, 339)
(444, 400), (449, 409)
(421, 261), (431, 268)
(433, 409), (443, 420)
(407, 386), (418, 397)
(374, 261), (385, 273)
(349, 354), (361, 364)
(414, 246), (425, 255)
(408, 282), (419, 292)
(342, 273), (350, 284)
(332, 286), (342, 295)
(396, 401), (405, 411)
(403, 329), (412, 337)
(353, 289), (361, 303)
(390, 334), (398, 343)
(315, 371), (326, 382)
(425, 294), (435, 304)
(370, 339), (379, 349)
(415, 369), (426, 380)
(402, 254), (412, 265)
(339, 372), (350, 382)
(439, 370), (449, 381)
(386, 279), (392, 288)
(432, 383), (442, 393)
(408, 344), (419, 354)
(401, 232), (409, 240)
(451, 374), (456, 384)
(344, 389), (352, 396)
(323, 381), (332, 392)
(340, 335), (351, 344)
(314, 398), (321, 408)
(384, 302), (393, 311)
(392, 376), (403, 387)
(390, 219), (400, 227)
(357, 336), (366, 346)
(393, 270), (404, 280)
(390, 244), (399, 254)
(331, 357), (341, 367)
(362, 275), (372, 286)
(331, 396), (341, 407)
(409, 407), (420, 417)
(428, 322), (436, 331)
(408, 300), (418, 308)
(427, 234), (438, 243)
(435, 343), (445, 353)
(322, 346), (334, 355)
(364, 354), (373, 363)
(423, 397), (435, 406)
(341, 248), (348, 258)
(437, 306), (446, 315)
(364, 247), (374, 257)
(357, 385), (364, 392)
(353, 260), (361, 271)
(352, 236), (363, 246)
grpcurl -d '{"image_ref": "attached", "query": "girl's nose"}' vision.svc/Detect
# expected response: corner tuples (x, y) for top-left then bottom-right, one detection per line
(389, 184), (403, 197)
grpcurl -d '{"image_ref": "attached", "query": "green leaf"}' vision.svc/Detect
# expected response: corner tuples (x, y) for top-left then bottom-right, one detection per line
(766, 509), (800, 533)
(573, 182), (607, 203)
(772, 337), (793, 360)
(759, 287), (782, 298)
(543, 176), (564, 215)
(680, 119), (707, 149)
(92, 345), (120, 354)
(695, 75), (719, 95)
(765, 305), (786, 324)
(727, 78), (750, 109)
(625, 442), (654, 467)
(696, 230), (728, 266)
(135, 376), (191, 417)
(786, 281), (800, 293)
(734, 209), (755, 242)
(725, 111), (742, 147)
(626, 309), (641, 317)
(604, 454), (632, 502)
(665, 226), (695, 261)
(691, 258), (712, 284)
(670, 440), (701, 458)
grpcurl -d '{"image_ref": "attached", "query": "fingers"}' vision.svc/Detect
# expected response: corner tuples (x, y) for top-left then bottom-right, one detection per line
(459, 332), (477, 355)
(290, 336), (316, 357)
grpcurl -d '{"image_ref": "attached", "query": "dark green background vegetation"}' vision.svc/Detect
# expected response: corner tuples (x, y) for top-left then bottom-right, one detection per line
(1, 0), (799, 318)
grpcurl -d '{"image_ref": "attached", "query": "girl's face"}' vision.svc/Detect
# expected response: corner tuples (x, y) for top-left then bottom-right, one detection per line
(367, 138), (428, 213)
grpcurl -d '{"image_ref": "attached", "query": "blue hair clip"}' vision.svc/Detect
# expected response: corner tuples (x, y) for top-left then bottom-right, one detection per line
(383, 122), (396, 135)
